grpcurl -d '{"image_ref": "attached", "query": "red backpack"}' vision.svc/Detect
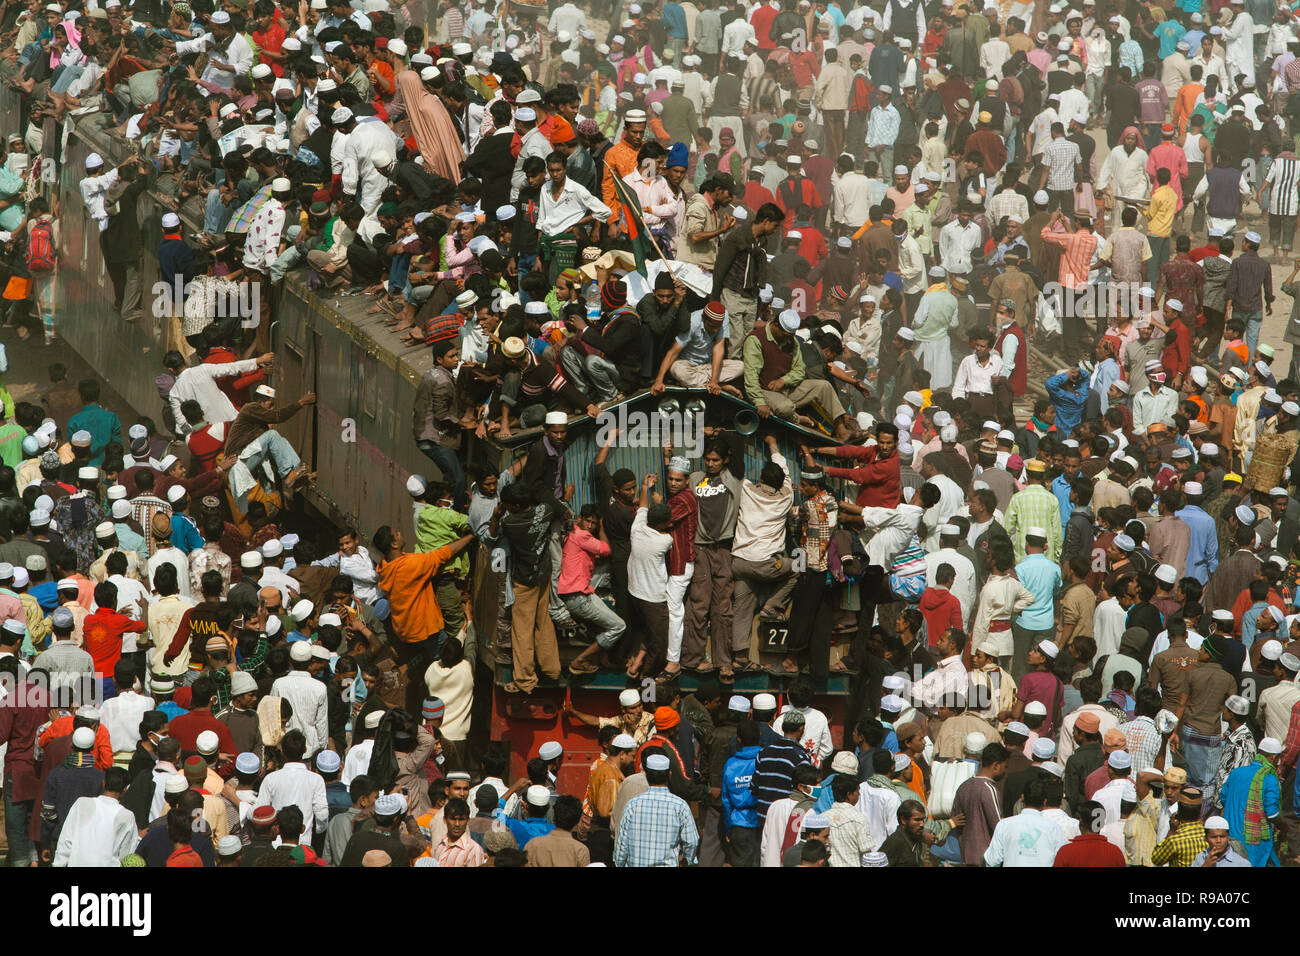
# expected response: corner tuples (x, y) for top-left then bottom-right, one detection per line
(26, 220), (56, 272)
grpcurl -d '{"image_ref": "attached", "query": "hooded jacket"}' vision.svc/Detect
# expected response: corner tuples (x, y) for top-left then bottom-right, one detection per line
(721, 745), (762, 831)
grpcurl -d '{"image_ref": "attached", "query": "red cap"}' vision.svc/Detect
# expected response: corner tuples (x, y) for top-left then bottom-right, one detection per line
(375, 36), (388, 49)
(251, 805), (278, 824)
(704, 300), (725, 322)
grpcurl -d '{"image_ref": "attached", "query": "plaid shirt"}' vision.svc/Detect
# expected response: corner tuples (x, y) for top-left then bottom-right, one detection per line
(1119, 716), (1162, 772)
(210, 634), (268, 712)
(797, 491), (839, 572)
(988, 188), (1029, 226)
(1039, 226), (1098, 290)
(1151, 820), (1208, 867)
(613, 786), (699, 867)
(1041, 137), (1081, 192)
(129, 495), (172, 558)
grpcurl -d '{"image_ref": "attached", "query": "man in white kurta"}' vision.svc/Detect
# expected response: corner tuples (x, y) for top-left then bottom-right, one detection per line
(1096, 130), (1150, 231)
(54, 792), (138, 867)
(912, 269), (960, 390)
(1224, 5), (1255, 88)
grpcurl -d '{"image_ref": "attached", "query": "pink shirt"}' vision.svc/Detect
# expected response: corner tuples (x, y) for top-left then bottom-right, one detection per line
(556, 527), (611, 596)
(1146, 142), (1189, 209)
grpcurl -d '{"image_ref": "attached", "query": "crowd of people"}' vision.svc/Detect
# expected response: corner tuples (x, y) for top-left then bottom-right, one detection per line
(0, 0), (1296, 869)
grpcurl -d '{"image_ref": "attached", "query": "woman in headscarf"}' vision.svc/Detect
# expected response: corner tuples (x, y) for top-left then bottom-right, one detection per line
(395, 68), (465, 184)
(1097, 125), (1150, 232)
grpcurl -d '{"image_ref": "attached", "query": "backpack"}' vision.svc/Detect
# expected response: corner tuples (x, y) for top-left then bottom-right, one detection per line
(421, 312), (463, 345)
(26, 220), (56, 272)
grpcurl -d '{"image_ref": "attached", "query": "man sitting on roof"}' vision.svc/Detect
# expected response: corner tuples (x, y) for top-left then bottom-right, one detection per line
(743, 309), (852, 440)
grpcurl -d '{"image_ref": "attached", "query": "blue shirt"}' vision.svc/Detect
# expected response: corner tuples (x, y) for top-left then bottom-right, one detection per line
(1240, 601), (1274, 650)
(29, 581), (58, 613)
(662, 1), (687, 38)
(1052, 474), (1074, 527)
(1175, 504), (1219, 585)
(504, 815), (555, 849)
(1015, 553), (1061, 631)
(66, 404), (123, 468)
(1045, 372), (1088, 438)
(1154, 19), (1186, 58)
(1091, 358), (1120, 412)
(1221, 759), (1280, 866)
(115, 522), (148, 556)
(170, 514), (203, 554)
(158, 701), (189, 721)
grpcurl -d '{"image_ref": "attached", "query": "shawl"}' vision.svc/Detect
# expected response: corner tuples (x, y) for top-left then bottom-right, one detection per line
(257, 694), (285, 747)
(1244, 754), (1277, 845)
(395, 70), (464, 184)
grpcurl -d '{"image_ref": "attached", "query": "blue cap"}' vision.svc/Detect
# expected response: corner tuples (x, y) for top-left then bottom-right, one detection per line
(235, 752), (261, 774)
(666, 141), (689, 168)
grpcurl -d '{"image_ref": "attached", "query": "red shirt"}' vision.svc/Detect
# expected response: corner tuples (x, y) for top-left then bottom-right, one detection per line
(743, 181), (777, 212)
(823, 445), (902, 508)
(1052, 832), (1125, 866)
(919, 587), (963, 645)
(186, 423), (226, 473)
(1188, 243), (1219, 264)
(252, 19), (286, 76)
(666, 488), (698, 576)
(1159, 317), (1192, 377)
(81, 609), (147, 678)
(204, 347), (264, 409)
(788, 279), (822, 319)
(749, 4), (778, 48)
(795, 229), (828, 269)
(168, 709), (237, 756)
(167, 845), (205, 867)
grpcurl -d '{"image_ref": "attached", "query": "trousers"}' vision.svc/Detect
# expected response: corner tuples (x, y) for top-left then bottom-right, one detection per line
(731, 555), (798, 653)
(666, 563), (694, 664)
(683, 542), (735, 669)
(509, 580), (561, 693)
(721, 288), (758, 359)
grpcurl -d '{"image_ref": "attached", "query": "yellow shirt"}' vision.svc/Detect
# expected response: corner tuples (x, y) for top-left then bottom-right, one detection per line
(1143, 185), (1177, 238)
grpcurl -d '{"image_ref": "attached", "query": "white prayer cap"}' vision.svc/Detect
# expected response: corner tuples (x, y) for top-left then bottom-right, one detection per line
(963, 732), (988, 754)
(1204, 816), (1230, 831)
(1260, 737), (1284, 755)
(1040, 761), (1065, 779)
(290, 599), (315, 622)
(897, 327), (916, 342)
(331, 106), (354, 125)
(1262, 639), (1285, 661)
(166, 484), (187, 503)
(893, 164), (909, 176)
(728, 695), (751, 713)
(72, 727), (95, 750)
(1006, 721), (1030, 737)
(289, 641), (313, 662)
(261, 538), (284, 558)
(1025, 700), (1048, 716)
(618, 689), (640, 707)
(210, 9), (230, 22)
(544, 411), (568, 426)
(611, 733), (636, 750)
(1285, 402), (1300, 416)
(645, 754), (671, 772)
(1225, 695), (1250, 716)
(514, 107), (537, 122)
(882, 675), (907, 691)
(778, 309), (801, 332)
(753, 693), (777, 711)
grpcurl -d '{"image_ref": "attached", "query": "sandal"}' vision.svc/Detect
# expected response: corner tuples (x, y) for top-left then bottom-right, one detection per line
(731, 658), (763, 673)
(718, 669), (735, 683)
(568, 660), (599, 675)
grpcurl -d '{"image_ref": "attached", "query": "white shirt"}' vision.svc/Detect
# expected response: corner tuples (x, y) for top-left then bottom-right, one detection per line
(983, 808), (1067, 866)
(176, 30), (253, 90)
(53, 794), (138, 867)
(832, 170), (873, 229)
(1057, 702), (1120, 763)
(1093, 596), (1127, 659)
(315, 549), (380, 605)
(922, 474), (966, 550)
(99, 690), (156, 753)
(938, 219), (982, 274)
(733, 451), (793, 562)
(1094, 776), (1129, 826)
(859, 503), (924, 566)
(147, 547), (192, 601)
(536, 176), (612, 236)
(341, 119), (400, 203)
(1042, 806), (1082, 839)
(952, 353), (1004, 398)
(79, 167), (119, 232)
(923, 549), (977, 624)
(255, 761), (330, 834)
(913, 654), (969, 709)
(721, 16), (756, 57)
(773, 705), (833, 766)
(341, 738), (374, 786)
(857, 782), (900, 849)
(169, 358), (263, 429)
(271, 670), (330, 757)
(628, 508), (674, 602)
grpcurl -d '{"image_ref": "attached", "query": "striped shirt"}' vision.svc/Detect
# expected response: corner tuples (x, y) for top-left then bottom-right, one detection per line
(613, 786), (699, 867)
(228, 184), (273, 234)
(442, 6), (465, 39)
(752, 738), (812, 819)
(1039, 226), (1098, 290)
(1003, 484), (1065, 564)
(129, 495), (172, 558)
(434, 831), (486, 867)
(1265, 155), (1300, 217)
(1118, 715), (1162, 772)
(988, 188), (1029, 225)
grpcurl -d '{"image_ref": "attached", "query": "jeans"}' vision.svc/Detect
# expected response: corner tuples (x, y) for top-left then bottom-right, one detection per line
(1241, 310), (1263, 356)
(270, 245), (304, 283)
(230, 430), (301, 511)
(727, 824), (760, 867)
(560, 592), (625, 648)
(4, 770), (33, 866)
(416, 439), (467, 510)
(388, 252), (411, 294)
(1181, 727), (1222, 788)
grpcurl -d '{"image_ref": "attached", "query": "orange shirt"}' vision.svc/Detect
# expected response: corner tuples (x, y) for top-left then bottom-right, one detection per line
(376, 546), (453, 642)
(1173, 84), (1204, 134)
(601, 139), (640, 223)
(39, 715), (113, 770)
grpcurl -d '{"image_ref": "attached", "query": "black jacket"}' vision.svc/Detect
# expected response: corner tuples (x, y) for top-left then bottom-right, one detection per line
(464, 131), (517, 215)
